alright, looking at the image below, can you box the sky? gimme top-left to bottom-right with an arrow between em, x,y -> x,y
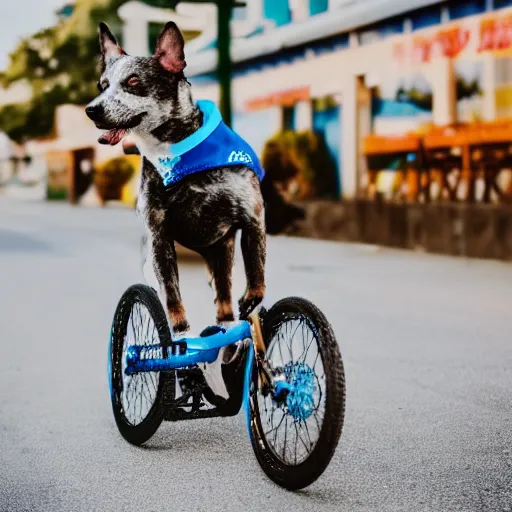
0,0 -> 65,71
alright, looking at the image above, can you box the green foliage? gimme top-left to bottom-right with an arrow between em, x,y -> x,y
456,77 -> 483,101
395,85 -> 433,111
98,156 -> 135,183
0,85 -> 74,143
262,131 -> 301,182
312,96 -> 338,112
0,0 -> 198,142
0,104 -> 30,143
94,156 -> 135,201
47,186 -> 68,200
262,130 -> 338,199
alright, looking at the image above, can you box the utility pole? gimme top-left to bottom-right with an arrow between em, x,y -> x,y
172,0 -> 246,128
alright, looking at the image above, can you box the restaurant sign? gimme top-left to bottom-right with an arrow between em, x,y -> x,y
394,9 -> 512,66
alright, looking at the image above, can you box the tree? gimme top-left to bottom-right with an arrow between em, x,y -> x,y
0,0 -> 197,142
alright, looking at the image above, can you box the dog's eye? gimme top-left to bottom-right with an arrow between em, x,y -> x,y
127,76 -> 140,87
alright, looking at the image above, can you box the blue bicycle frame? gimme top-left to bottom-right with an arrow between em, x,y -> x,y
123,321 -> 252,375
107,314 -> 262,415
108,303 -> 305,435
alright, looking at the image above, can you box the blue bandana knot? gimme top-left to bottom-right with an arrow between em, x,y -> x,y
158,156 -> 182,186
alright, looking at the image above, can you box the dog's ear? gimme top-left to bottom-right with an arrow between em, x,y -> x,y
153,22 -> 186,73
98,22 -> 126,72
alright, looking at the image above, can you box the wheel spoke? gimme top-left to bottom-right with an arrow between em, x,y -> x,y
254,313 -> 327,466
116,300 -> 161,427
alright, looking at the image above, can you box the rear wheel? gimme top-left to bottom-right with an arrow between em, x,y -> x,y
247,297 -> 345,490
109,284 -> 174,445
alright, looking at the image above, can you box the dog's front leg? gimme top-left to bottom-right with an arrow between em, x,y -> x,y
239,212 -> 266,320
149,231 -> 190,335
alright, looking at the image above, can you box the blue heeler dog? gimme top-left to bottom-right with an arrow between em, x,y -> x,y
86,21 -> 307,397
86,21 -> 303,341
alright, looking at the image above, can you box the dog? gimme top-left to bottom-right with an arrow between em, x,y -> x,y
86,22 -> 307,346
85,21 -> 275,338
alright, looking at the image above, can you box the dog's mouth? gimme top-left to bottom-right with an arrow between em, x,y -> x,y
98,128 -> 126,146
97,112 -> 147,146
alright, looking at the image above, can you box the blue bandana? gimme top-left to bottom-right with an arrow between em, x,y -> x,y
155,100 -> 265,187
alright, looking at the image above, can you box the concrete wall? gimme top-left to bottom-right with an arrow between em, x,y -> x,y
291,200 -> 512,261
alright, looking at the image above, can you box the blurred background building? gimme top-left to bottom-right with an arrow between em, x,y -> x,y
1,0 -> 512,257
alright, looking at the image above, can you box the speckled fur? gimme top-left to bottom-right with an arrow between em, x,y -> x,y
88,22 -> 266,333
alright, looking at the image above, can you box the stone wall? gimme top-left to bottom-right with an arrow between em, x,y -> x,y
291,200 -> 512,261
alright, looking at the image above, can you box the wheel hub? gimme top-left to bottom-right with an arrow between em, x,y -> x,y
275,362 -> 316,421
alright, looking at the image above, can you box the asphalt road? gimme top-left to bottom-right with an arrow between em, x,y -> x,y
0,199 -> 511,512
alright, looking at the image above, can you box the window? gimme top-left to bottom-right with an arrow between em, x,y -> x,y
264,0 -> 292,26
310,0 -> 328,15
409,4 -> 442,31
448,0 -> 486,20
282,106 -> 296,130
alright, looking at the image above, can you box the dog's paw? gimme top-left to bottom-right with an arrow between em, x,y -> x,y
238,294 -> 264,320
216,312 -> 235,324
169,311 -> 190,338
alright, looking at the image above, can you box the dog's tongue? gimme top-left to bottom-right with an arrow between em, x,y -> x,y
98,129 -> 126,146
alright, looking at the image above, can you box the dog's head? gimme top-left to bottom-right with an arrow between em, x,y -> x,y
85,22 -> 193,146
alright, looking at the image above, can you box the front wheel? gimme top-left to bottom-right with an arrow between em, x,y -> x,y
247,297 -> 346,490
109,284 -> 174,446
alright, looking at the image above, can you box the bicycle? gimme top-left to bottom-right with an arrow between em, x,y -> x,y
108,284 -> 345,490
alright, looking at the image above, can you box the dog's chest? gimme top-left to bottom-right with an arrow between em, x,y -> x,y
132,134 -> 171,176
135,178 -> 149,221
135,160 -> 261,249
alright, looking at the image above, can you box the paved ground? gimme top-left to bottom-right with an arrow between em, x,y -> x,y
0,198 -> 511,512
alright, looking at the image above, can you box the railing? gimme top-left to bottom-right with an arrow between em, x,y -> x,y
362,121 -> 512,204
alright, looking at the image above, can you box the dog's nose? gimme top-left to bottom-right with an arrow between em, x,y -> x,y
85,104 -> 103,121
